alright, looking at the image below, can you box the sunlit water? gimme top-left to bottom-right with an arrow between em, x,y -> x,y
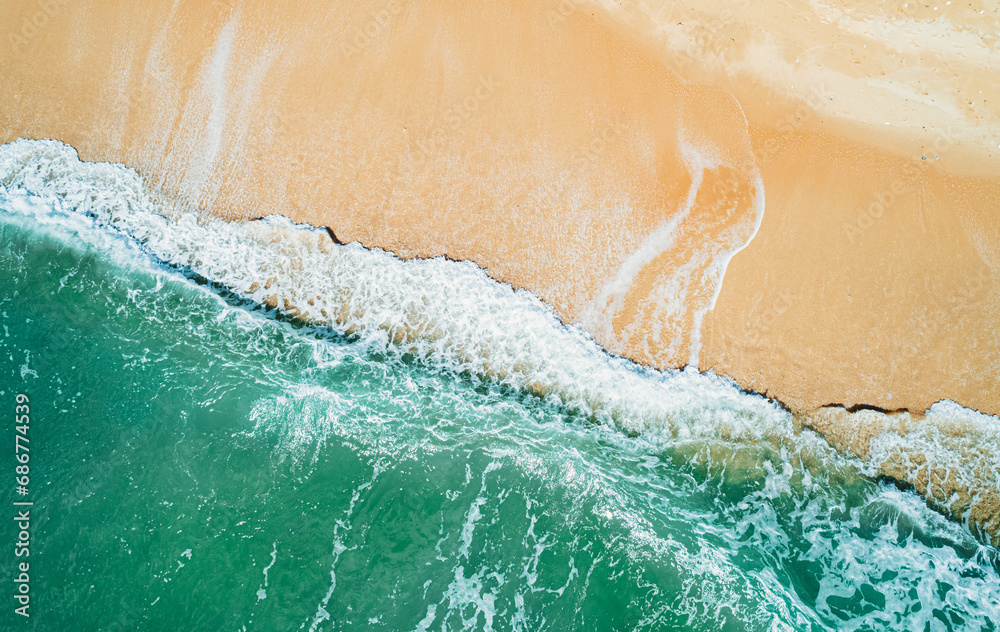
1,139 -> 999,631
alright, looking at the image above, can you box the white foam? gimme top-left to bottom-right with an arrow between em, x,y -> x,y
186,12 -> 239,206
0,138 -> 795,446
693,172 -> 766,364
578,131 -> 765,368
411,604 -> 437,632
256,541 -> 277,601
3,138 -> 999,549
577,136 -> 707,355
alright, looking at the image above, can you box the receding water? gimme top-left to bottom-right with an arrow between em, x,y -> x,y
1,139 -> 999,631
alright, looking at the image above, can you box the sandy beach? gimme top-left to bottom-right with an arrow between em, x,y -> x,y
2,0 -> 997,416
6,4 -> 1000,621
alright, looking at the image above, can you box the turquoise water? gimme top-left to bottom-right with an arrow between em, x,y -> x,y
2,139 -> 999,631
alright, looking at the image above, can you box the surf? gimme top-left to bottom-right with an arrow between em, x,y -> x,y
2,137 -> 999,552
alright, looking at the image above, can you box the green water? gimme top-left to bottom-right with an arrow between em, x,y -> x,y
2,140 -> 1000,631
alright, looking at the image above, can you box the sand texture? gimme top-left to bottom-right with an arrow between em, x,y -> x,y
2,0 -> 997,417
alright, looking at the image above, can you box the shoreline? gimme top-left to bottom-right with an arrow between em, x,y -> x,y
2,134 -> 999,545
2,0 -> 998,538
2,0 -> 995,418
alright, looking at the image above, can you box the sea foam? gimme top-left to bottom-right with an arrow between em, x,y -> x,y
1,138 -> 998,545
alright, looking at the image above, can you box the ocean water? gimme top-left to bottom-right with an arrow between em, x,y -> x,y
1,139 -> 999,631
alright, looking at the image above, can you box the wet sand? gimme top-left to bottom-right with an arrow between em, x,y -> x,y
1,0 -> 997,420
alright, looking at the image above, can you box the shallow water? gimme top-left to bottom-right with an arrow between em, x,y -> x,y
1,139 -> 999,631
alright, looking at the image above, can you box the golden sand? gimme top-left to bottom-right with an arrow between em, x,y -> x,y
1,0 -> 997,418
